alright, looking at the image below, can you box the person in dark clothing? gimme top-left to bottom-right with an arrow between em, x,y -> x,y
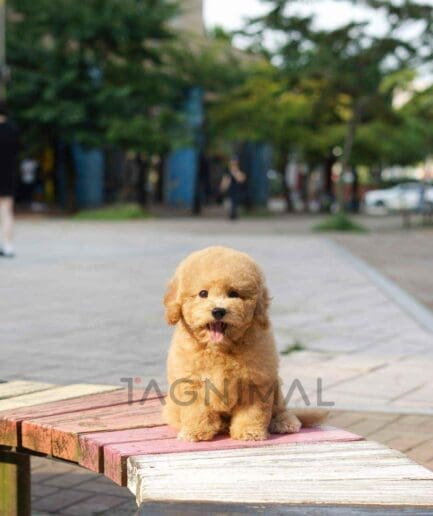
220,156 -> 246,220
0,101 -> 20,257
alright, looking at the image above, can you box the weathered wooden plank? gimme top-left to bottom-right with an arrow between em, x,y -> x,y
79,425 -> 177,473
0,384 -> 121,447
128,441 -> 433,506
0,381 -> 53,400
0,449 -> 31,516
136,501 -> 433,515
0,384 -> 119,412
22,397 -> 165,461
0,387 -> 150,448
101,426 -> 361,486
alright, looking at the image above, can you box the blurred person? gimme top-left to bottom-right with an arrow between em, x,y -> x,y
220,156 -> 246,220
0,101 -> 20,258
18,156 -> 40,205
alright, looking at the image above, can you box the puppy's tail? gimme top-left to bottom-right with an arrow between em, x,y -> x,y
292,408 -> 329,428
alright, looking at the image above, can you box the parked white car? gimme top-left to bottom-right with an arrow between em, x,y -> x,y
364,183 -> 433,214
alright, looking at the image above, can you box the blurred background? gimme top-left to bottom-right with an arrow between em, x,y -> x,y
3,0 -> 433,220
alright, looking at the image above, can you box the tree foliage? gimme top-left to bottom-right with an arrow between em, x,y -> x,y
7,0 -> 180,152
209,0 -> 433,209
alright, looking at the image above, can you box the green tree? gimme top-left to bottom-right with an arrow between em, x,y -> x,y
7,0 -> 180,153
246,0 -> 433,210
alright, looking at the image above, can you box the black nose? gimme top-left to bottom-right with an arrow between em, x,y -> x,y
212,307 -> 227,320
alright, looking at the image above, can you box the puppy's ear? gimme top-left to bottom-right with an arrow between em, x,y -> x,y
255,285 -> 270,328
164,276 -> 182,325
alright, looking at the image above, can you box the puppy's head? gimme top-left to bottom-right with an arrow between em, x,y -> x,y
164,247 -> 270,346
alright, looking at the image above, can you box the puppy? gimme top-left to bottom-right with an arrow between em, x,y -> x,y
163,246 -> 326,442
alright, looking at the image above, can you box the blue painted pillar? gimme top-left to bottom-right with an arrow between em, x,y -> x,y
71,144 -> 105,208
243,142 -> 271,206
165,88 -> 204,208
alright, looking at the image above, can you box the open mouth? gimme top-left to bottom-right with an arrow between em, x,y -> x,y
207,322 -> 227,343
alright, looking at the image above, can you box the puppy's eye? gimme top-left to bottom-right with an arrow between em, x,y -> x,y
228,290 -> 240,298
199,290 -> 208,298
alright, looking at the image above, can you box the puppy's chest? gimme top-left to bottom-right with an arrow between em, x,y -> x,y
191,350 -> 252,387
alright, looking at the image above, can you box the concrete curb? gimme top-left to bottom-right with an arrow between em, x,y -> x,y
326,239 -> 433,335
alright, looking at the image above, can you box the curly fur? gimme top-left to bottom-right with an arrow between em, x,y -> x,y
163,246 -> 327,442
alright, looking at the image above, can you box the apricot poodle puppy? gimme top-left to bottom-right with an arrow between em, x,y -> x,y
163,246 -> 325,442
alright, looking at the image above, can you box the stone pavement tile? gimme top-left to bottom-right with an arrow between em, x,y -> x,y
280,369 -> 358,408
77,476 -> 133,497
344,414 -> 401,438
320,389 -> 392,410
389,414 -> 433,431
32,456 -> 77,474
393,381 -> 433,404
32,456 -> 54,472
386,434 -> 432,454
329,410 -> 433,471
305,336 -> 376,354
327,411 -> 366,428
390,398 -> 433,411
322,354 -> 389,374
31,483 -> 60,501
44,470 -> 101,489
33,470 -> 70,484
32,489 -> 93,513
62,494 -> 127,515
365,428 -> 401,445
328,364 -> 430,403
275,350 -> 332,366
280,361 -> 361,388
405,439 -> 433,467
100,499 -> 140,515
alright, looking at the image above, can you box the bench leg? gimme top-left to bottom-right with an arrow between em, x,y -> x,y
0,448 -> 31,516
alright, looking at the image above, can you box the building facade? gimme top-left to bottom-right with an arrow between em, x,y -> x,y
175,0 -> 205,35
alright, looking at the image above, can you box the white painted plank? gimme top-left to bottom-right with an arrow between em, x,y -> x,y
0,384 -> 119,411
0,381 -> 54,400
128,441 -> 433,507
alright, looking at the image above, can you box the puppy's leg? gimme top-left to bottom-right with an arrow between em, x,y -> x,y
269,384 -> 302,434
230,401 -> 272,441
178,405 -> 222,442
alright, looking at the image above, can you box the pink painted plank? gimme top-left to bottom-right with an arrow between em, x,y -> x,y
103,426 -> 363,486
79,426 -> 177,472
21,397 -> 165,460
0,388 -> 163,448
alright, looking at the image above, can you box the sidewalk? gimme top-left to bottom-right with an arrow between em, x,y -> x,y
2,218 -> 432,514
275,237 -> 433,414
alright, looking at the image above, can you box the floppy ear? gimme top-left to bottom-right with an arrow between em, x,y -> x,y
255,285 -> 270,328
163,276 -> 182,325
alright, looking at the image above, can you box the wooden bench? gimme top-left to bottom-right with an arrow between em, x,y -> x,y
1,381 -> 433,515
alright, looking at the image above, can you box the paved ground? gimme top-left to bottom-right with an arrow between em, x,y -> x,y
2,215 -> 432,514
334,228 -> 433,312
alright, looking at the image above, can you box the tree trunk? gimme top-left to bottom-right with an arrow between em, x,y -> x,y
282,171 -> 293,212
136,155 -> 149,207
351,166 -> 360,213
300,167 -> 309,213
323,155 -> 336,213
337,99 -> 363,213
281,151 -> 293,212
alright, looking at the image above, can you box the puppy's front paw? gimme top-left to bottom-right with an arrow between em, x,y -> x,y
177,427 -> 217,442
230,426 -> 268,441
269,412 -> 301,434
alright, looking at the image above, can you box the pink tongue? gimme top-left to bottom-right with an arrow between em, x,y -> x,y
209,323 -> 224,343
